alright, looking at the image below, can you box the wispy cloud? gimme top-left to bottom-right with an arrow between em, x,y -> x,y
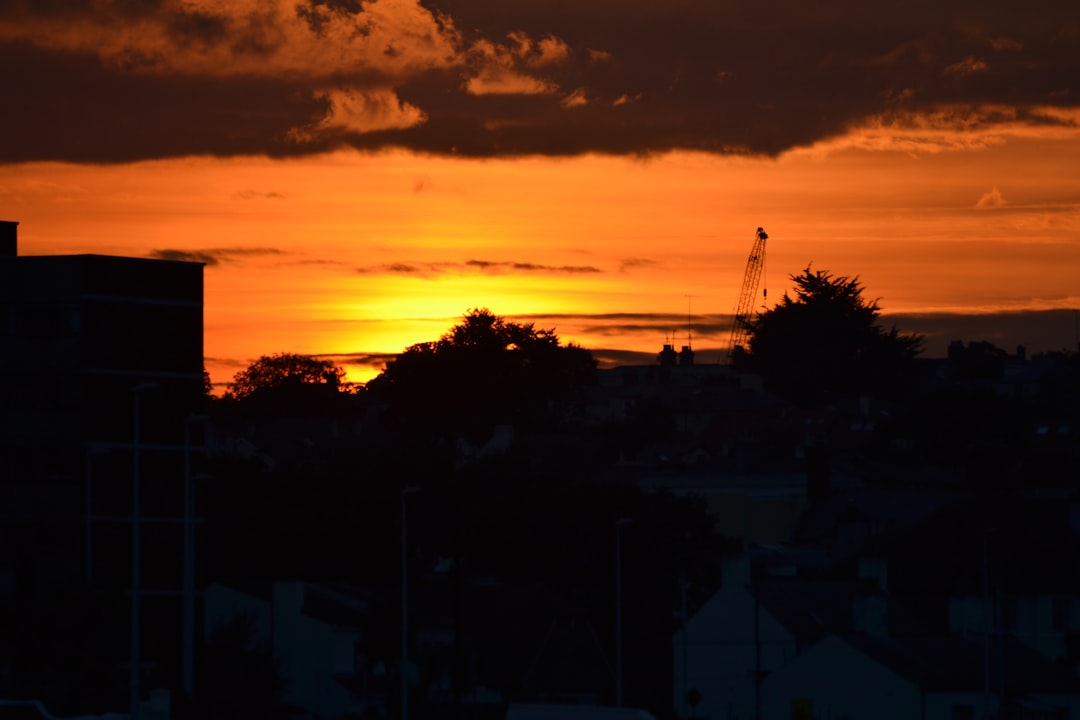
233,189 -> 286,200
356,258 -> 603,277
619,257 -> 659,272
976,186 -> 1008,209
464,259 -> 601,274
149,247 -> 284,266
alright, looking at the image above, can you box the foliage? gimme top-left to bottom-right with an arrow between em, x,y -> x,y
224,352 -> 346,400
198,614 -> 291,720
737,266 -> 923,405
370,308 -> 597,441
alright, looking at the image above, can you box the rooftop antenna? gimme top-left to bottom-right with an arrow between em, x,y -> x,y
685,294 -> 698,349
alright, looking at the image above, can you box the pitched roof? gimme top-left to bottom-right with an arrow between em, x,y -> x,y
0,702 -> 50,720
522,617 -> 613,698
840,633 -> 1080,694
753,573 -> 936,643
880,495 -> 1080,595
414,581 -> 612,699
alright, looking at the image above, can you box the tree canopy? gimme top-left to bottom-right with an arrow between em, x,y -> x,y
224,352 -> 346,400
369,308 -> 596,441
736,267 -> 923,405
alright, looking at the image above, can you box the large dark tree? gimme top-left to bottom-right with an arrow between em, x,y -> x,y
224,352 -> 346,400
369,308 -> 596,442
736,267 -> 923,405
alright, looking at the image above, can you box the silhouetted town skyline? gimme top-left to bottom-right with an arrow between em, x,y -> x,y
3,219 -> 1080,720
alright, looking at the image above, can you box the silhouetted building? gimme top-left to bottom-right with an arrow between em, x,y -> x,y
1,220 -> 204,693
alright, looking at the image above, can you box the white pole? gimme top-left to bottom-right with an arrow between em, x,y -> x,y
401,487 -> 419,720
85,448 -> 108,580
615,517 -> 632,707
182,414 -> 209,699
681,580 -> 689,720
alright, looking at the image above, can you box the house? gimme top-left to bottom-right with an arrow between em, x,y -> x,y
760,633 -> 1080,720
639,471 -> 810,544
413,578 -> 613,709
672,555 -> 913,720
880,494 -> 1080,657
672,556 -> 796,720
506,704 -> 656,720
203,580 -> 384,719
0,694 -> 169,720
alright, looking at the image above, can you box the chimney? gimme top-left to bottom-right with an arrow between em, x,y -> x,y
0,220 -> 16,257
658,344 -> 678,367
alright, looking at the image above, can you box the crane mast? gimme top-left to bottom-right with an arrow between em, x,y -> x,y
725,226 -> 768,362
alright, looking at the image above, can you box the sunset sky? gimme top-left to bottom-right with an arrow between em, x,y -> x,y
2,0 -> 1079,388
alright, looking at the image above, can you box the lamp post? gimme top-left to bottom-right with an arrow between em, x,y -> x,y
680,579 -> 690,720
130,382 -> 159,720
983,527 -> 997,720
182,414 -> 210,699
85,447 -> 110,580
401,487 -> 420,720
615,517 -> 632,708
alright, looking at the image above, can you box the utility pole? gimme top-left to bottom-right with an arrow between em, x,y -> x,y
401,487 -> 420,720
615,517 -> 632,707
85,447 -> 110,580
182,414 -> 210,699
680,579 -> 689,720
983,528 -> 996,720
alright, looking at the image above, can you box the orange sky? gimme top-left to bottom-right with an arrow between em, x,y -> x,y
2,1 -> 1079,388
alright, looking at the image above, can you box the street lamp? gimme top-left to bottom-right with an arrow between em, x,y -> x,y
615,517 -> 633,708
401,487 -> 420,720
85,447 -> 110,580
130,382 -> 159,720
182,414 -> 210,699
680,579 -> 690,720
983,527 -> 997,720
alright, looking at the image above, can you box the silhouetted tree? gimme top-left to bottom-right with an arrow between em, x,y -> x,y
736,267 -> 923,405
224,352 -> 346,400
370,308 -> 596,442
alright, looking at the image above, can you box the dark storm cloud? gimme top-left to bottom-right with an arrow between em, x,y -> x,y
149,247 -> 285,265
1,0 -> 1078,162
0,42 -> 330,163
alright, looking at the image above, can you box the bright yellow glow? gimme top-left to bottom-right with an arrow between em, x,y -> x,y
5,125 -> 1080,389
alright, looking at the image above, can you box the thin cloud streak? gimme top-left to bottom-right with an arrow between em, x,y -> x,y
203,308 -> 1079,388
149,247 -> 285,265
355,259 -> 603,276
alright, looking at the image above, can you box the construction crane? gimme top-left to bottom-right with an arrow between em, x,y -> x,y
725,226 -> 768,363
